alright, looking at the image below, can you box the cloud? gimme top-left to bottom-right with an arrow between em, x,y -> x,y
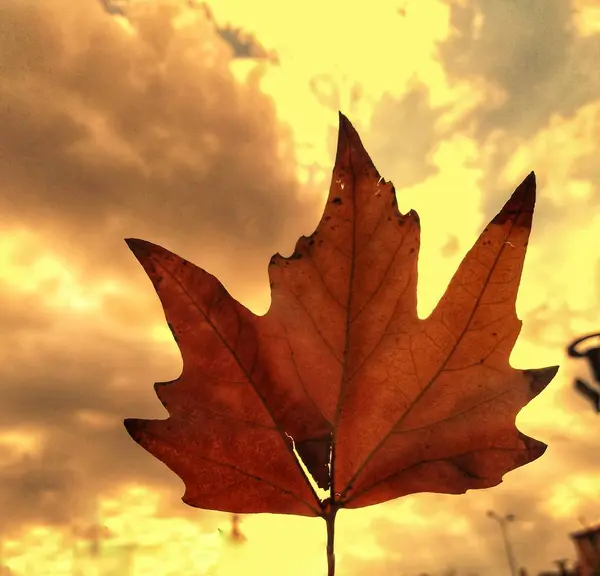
439,0 -> 600,240
1,0 -> 600,574
440,0 -> 598,140
0,0 -> 322,535
0,0 -> 320,299
366,83 -> 446,190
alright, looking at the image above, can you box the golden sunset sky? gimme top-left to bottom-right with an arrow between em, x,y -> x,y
1,0 -> 599,575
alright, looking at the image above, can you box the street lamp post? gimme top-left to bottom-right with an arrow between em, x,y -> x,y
487,510 -> 519,576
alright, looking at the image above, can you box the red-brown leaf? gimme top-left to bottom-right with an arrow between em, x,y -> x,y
124,113 -> 558,518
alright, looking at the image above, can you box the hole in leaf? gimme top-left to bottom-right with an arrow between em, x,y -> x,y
285,432 -> 329,501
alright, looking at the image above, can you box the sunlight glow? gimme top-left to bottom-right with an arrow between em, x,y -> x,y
4,1 -> 600,574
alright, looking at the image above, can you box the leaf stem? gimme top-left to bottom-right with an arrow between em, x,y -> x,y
325,505 -> 338,576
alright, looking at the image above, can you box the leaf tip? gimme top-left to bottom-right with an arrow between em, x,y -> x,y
515,170 -> 537,203
520,432 -> 548,462
336,111 -> 358,149
181,491 -> 195,508
123,417 -> 144,441
334,111 -> 376,178
525,365 -> 560,397
125,238 -> 152,259
492,171 -> 538,227
124,237 -> 141,248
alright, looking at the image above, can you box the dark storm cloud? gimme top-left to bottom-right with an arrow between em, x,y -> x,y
0,0 -> 323,536
0,0 -> 321,296
0,447 -> 83,529
0,283 -> 228,533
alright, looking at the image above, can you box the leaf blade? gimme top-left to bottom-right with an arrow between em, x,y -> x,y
124,238 -> 323,515
124,114 -> 559,520
333,167 -> 559,506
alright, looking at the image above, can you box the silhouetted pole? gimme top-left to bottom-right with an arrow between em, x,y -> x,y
554,559 -> 569,576
487,510 -> 519,576
230,514 -> 246,543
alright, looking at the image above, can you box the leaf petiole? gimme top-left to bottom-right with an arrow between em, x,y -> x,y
321,499 -> 339,576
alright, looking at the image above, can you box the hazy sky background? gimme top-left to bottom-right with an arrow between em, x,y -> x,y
0,0 -> 599,574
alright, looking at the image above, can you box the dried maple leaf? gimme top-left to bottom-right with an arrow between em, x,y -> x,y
124,113 -> 559,575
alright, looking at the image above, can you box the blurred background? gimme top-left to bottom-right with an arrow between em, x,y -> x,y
0,0 -> 599,574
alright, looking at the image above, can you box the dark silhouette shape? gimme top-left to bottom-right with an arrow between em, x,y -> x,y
567,333 -> 600,413
230,514 -> 247,544
554,558 -> 570,576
